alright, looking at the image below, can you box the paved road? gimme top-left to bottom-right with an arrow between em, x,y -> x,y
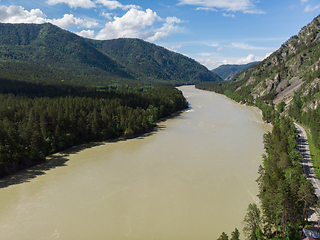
295,123 -> 320,198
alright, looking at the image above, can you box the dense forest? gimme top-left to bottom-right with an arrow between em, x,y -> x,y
252,117 -> 314,240
0,23 -> 221,86
0,79 -> 188,177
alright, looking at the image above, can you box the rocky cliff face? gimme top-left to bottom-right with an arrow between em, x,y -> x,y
233,14 -> 320,109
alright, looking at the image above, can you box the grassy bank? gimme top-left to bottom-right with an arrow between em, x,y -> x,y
306,129 -> 320,179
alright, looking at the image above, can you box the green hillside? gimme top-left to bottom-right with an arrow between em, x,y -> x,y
211,62 -> 259,80
89,38 -> 222,84
0,23 -> 221,87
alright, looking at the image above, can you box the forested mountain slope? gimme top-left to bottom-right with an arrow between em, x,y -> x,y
0,23 -> 221,86
211,62 -> 259,81
89,38 -> 222,84
0,23 -> 132,86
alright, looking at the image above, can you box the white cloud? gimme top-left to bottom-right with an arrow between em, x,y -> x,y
222,13 -> 235,17
196,57 -> 220,70
0,5 -> 99,30
178,0 -> 265,14
96,8 -> 159,40
169,44 -> 183,52
304,4 -> 320,12
50,14 -> 98,28
196,52 -> 270,69
0,4 -> 183,41
230,42 -> 274,50
0,5 -> 47,23
147,16 -> 182,41
301,0 -> 308,3
95,0 -> 140,10
46,0 -> 139,10
216,47 -> 223,51
235,53 -> 270,64
236,54 -> 257,64
77,29 -> 95,38
100,12 -> 113,20
46,0 -> 96,8
196,7 -> 217,11
95,9 -> 182,41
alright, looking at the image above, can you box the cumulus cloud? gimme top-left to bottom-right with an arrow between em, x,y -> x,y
147,16 -> 182,41
0,5 -> 47,23
236,53 -> 270,64
304,4 -> 320,12
95,0 -> 140,10
95,8 -> 159,40
100,12 -> 113,20
0,3 -> 183,41
50,14 -> 98,28
236,54 -> 257,64
178,0 -> 265,14
0,5 -> 99,30
196,57 -> 219,70
95,9 -> 182,41
77,29 -> 96,38
46,0 -> 96,8
196,52 -> 270,70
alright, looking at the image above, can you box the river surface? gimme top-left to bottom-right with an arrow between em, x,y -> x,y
0,86 -> 271,240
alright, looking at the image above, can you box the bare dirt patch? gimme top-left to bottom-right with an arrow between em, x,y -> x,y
273,77 -> 304,105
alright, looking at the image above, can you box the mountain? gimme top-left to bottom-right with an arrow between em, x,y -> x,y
222,15 -> 320,109
88,38 -> 222,84
211,62 -> 259,81
0,23 -> 221,86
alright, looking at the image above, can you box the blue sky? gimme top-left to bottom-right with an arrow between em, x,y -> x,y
0,0 -> 320,69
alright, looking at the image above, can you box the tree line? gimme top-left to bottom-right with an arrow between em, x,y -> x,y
198,82 -> 317,239
0,80 -> 188,177
215,116 -> 316,240
253,117 -> 315,239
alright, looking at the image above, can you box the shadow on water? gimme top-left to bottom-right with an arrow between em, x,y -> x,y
0,124 -> 170,189
0,110 -> 187,189
0,142 -> 104,189
136,124 -> 167,140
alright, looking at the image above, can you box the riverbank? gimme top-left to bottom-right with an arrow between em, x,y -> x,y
0,106 -> 188,179
0,85 -> 271,240
0,86 -> 189,179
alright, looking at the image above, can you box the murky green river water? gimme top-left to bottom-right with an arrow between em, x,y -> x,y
0,86 -> 271,239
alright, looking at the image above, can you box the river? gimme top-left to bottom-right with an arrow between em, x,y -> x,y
0,86 -> 271,240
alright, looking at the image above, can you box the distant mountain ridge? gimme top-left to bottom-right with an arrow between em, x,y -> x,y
0,23 -> 222,86
211,62 -> 260,81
